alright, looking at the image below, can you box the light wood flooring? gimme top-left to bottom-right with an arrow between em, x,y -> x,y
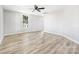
0,32 -> 79,54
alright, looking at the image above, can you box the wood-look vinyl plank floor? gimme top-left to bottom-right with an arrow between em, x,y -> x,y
0,32 -> 79,54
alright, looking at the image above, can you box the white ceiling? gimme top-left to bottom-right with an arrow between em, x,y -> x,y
2,5 -> 65,16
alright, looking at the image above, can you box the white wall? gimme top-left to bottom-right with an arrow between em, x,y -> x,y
4,10 -> 43,35
43,6 -> 79,42
0,6 -> 3,44
4,10 -> 22,35
28,14 -> 44,32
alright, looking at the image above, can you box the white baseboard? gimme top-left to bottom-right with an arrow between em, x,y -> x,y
4,31 -> 42,36
43,31 -> 79,45
4,32 -> 26,36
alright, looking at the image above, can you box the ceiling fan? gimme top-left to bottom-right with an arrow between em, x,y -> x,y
32,5 -> 45,12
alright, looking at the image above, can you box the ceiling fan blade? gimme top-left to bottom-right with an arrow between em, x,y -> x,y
34,5 -> 38,9
37,9 -> 41,12
38,7 -> 45,9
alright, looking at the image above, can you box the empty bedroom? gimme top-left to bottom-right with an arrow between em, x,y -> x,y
0,5 -> 79,54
